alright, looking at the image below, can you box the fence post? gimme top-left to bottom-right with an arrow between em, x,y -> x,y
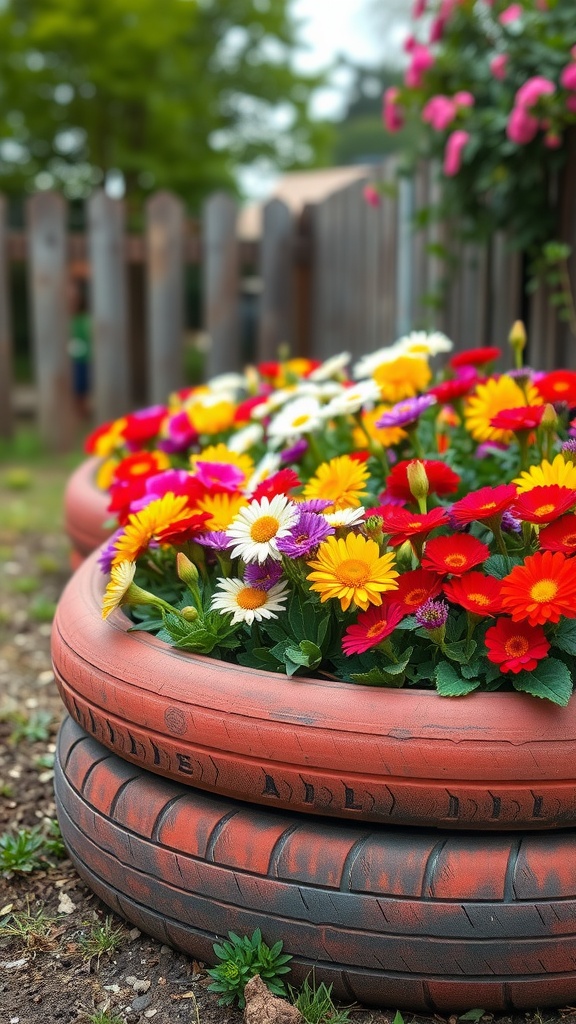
146,191 -> 185,402
27,191 -> 75,451
257,199 -> 294,362
202,192 -> 240,378
88,190 -> 131,423
0,195 -> 13,439
396,177 -> 414,338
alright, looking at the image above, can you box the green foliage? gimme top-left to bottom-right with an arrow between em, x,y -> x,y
291,974 -> 353,1024
8,709 -> 53,744
207,928 -> 292,1009
0,0 -> 331,208
77,916 -> 124,962
0,824 -> 64,874
513,658 -> 573,706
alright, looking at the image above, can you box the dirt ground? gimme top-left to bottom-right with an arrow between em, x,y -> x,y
0,457 -> 574,1024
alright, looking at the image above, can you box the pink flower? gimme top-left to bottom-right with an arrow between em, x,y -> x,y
561,64 -> 576,91
515,76 -> 555,109
499,4 -> 523,26
405,44 -> 434,89
506,106 -> 539,144
363,185 -> 381,208
422,95 -> 457,130
383,87 -> 404,133
443,130 -> 470,176
412,0 -> 427,15
572,45 -> 576,61
454,91 -> 474,108
544,132 -> 562,149
567,96 -> 576,114
429,15 -> 445,43
490,54 -> 508,80
404,34 -> 416,54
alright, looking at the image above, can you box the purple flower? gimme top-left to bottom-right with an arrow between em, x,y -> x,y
97,529 -> 123,574
276,511 -> 335,558
298,498 -> 333,513
501,510 -> 522,534
195,531 -> 231,551
415,598 -> 449,630
376,394 -> 436,429
562,440 -> 576,454
244,559 -> 284,591
280,438 -> 308,464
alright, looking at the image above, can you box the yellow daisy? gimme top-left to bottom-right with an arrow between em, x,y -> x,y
465,376 -> 542,444
186,396 -> 235,434
96,457 -> 118,491
306,533 -> 399,612
514,453 -> 576,493
112,493 -> 190,563
90,417 -> 128,457
302,456 -> 369,512
373,355 -> 431,403
197,492 -> 250,531
190,444 -> 254,486
102,560 -> 137,620
353,406 -> 407,450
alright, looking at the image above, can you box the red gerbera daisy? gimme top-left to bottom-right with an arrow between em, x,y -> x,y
539,514 -> 576,554
450,484 -> 517,526
234,395 -> 270,423
155,511 -> 212,544
112,451 -> 170,482
122,406 -> 167,445
376,506 -> 449,547
449,346 -> 501,369
421,534 -> 490,576
342,603 -> 405,656
251,469 -> 301,502
381,568 -> 443,613
444,571 -> 502,617
500,550 -> 576,625
512,485 -> 576,525
384,459 -> 461,502
485,618 -> 550,674
489,406 -> 545,432
535,370 -> 576,407
428,374 -> 478,404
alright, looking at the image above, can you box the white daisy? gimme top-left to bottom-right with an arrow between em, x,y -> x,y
321,379 -> 381,418
206,372 -> 248,393
227,423 -> 264,454
395,331 -> 453,357
227,494 -> 300,563
267,396 -> 324,443
210,577 -> 290,625
353,345 -> 403,379
246,452 -> 282,494
323,506 -> 367,528
308,352 -> 351,381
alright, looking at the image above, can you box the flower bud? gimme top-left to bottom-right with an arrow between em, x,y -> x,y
407,460 -> 429,502
364,514 -> 384,540
509,320 -> 527,352
181,606 -> 199,622
541,403 -> 558,431
176,552 -> 199,586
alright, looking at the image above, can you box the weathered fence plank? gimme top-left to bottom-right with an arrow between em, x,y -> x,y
0,196 -> 13,439
490,234 -> 522,360
146,191 -> 185,403
88,191 -> 131,423
202,192 -> 240,377
27,191 -> 76,450
257,199 -> 294,362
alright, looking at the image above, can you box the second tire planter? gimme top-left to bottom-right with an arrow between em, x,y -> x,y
55,715 -> 576,1014
52,550 -> 576,832
63,457 -> 111,568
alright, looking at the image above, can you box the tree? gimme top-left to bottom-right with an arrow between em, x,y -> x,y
0,0 -> 331,209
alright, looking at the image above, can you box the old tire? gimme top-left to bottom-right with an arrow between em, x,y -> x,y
52,549 -> 576,831
64,457 -> 111,564
55,716 -> 576,1013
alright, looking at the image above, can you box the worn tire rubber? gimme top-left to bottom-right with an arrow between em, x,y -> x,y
55,716 -> 576,1013
52,549 -> 576,831
64,457 -> 111,564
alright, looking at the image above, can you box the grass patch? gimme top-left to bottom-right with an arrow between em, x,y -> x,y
0,900 -> 61,951
77,916 -> 124,964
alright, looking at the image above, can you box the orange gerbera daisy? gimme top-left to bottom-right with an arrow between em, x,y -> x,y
500,550 -> 576,626
306,533 -> 398,612
112,493 -> 191,563
302,455 -> 369,512
444,572 -> 503,617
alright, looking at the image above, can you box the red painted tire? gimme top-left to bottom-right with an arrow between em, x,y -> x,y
55,716 -> 576,1014
64,458 -> 111,564
52,549 -> 576,831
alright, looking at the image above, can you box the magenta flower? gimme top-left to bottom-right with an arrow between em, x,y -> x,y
544,133 -> 562,149
415,599 -> 449,630
454,91 -> 474,109
561,64 -> 576,91
422,95 -> 457,131
490,54 -> 508,81
159,409 -> 198,453
195,531 -> 231,551
383,87 -> 404,132
280,438 -> 308,463
499,4 -> 522,26
429,16 -> 446,44
194,460 -> 245,491
567,96 -> 576,114
405,44 -> 434,89
276,511 -> 334,558
376,394 -> 436,429
98,529 -> 124,574
443,130 -> 470,176
363,184 -> 381,208
515,77 -> 555,110
506,106 -> 539,144
412,0 -> 427,16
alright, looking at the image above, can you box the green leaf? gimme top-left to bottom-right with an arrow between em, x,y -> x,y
553,620 -> 576,657
435,661 -> 481,697
459,1011 -> 485,1022
513,659 -> 573,707
284,640 -> 322,670
484,555 -> 523,580
441,639 -> 477,665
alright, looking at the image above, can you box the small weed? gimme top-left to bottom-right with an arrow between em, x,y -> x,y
9,709 -> 53,743
85,1013 -> 125,1024
78,916 -> 124,963
43,818 -> 67,860
0,827 -> 46,874
0,901 -> 60,950
10,575 -> 39,594
0,782 -> 14,798
35,553 -> 61,574
35,751 -> 55,770
291,974 -> 353,1024
207,928 -> 292,1008
29,596 -> 58,622
2,468 -> 32,490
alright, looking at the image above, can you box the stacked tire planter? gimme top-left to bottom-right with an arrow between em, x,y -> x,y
52,549 -> 576,1014
63,458 -> 111,569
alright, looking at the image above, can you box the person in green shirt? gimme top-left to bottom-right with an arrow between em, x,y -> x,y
67,262 -> 92,418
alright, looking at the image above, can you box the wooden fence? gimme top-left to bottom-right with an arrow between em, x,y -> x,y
1,147 -> 575,450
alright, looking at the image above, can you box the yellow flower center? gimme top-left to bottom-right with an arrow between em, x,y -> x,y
554,382 -> 569,392
409,521 -> 422,529
480,502 -> 497,511
292,414 -> 310,427
534,504 -> 555,518
445,553 -> 467,569
406,587 -> 427,606
504,635 -> 530,658
236,587 -> 267,610
250,515 -> 279,543
469,592 -> 490,607
530,578 -> 558,603
564,533 -> 576,547
336,558 -> 370,587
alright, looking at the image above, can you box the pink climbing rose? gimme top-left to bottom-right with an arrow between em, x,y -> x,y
383,87 -> 404,133
560,64 -> 576,91
454,91 -> 474,108
506,106 -> 539,144
490,54 -> 508,81
363,185 -> 381,208
515,76 -> 555,109
443,130 -> 470,176
405,44 -> 434,89
499,4 -> 523,26
422,95 -> 457,131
